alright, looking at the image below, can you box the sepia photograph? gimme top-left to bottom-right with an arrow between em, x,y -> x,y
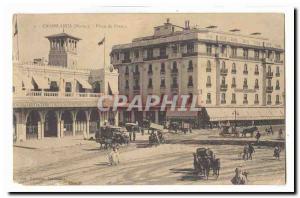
9,10 -> 294,192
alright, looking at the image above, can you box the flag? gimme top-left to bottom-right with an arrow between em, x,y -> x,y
14,16 -> 18,36
98,37 -> 105,46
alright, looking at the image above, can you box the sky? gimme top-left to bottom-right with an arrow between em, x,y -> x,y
13,13 -> 284,69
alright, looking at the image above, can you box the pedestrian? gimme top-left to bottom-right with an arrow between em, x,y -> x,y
270,125 -> 273,135
231,167 -> 247,185
141,127 -> 144,136
108,146 -> 120,166
248,143 -> 255,160
273,145 -> 281,160
243,143 -> 249,160
255,130 -> 261,144
278,128 -> 283,139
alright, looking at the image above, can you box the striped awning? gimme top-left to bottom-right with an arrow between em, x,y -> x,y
206,107 -> 285,121
32,75 -> 50,89
166,110 -> 198,119
13,73 -> 34,90
76,77 -> 92,89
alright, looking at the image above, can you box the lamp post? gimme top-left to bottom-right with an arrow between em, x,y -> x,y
232,109 -> 239,128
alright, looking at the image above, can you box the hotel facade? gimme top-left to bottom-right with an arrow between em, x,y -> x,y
13,33 -> 118,142
111,19 -> 285,127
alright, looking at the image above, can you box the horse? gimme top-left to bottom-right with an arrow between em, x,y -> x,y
242,144 -> 250,160
211,158 -> 221,177
193,154 -> 211,179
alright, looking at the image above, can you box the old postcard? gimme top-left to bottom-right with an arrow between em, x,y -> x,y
11,12 -> 292,191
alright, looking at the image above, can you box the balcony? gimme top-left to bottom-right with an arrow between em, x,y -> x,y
243,70 -> 248,75
276,72 -> 280,77
143,55 -> 168,61
220,68 -> 228,76
125,86 -> 129,90
160,70 -> 166,75
187,83 -> 193,88
243,85 -> 248,90
267,101 -> 272,105
262,58 -> 274,64
275,86 -> 280,90
206,67 -> 211,72
182,52 -> 198,57
187,67 -> 193,72
171,69 -> 178,77
220,84 -> 228,91
275,100 -> 280,105
148,70 -> 153,75
266,72 -> 273,78
122,59 -> 131,63
254,71 -> 259,75
266,86 -> 273,93
133,71 -> 140,77
133,85 -> 140,91
254,85 -> 259,89
206,83 -> 212,88
231,69 -> 236,74
125,72 -> 129,76
160,85 -> 166,91
170,84 -> 179,92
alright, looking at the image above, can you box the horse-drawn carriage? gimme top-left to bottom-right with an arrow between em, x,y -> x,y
193,148 -> 220,179
148,123 -> 166,146
166,121 -> 192,134
95,126 -> 129,149
219,126 -> 258,138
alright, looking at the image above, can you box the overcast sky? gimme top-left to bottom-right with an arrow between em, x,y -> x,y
13,13 -> 284,69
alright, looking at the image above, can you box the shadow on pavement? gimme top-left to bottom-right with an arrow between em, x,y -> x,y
170,168 -> 208,181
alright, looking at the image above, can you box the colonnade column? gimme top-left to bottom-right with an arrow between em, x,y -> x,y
85,110 -> 91,139
71,111 -> 77,136
155,111 -> 159,124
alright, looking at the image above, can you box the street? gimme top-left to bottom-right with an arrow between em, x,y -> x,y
14,128 -> 285,185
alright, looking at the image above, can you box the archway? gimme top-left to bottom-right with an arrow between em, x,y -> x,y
44,110 -> 58,137
62,111 -> 73,136
26,110 -> 40,140
89,109 -> 100,136
76,110 -> 86,135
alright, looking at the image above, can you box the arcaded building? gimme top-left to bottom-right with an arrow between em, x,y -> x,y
110,19 -> 285,127
13,33 -> 118,142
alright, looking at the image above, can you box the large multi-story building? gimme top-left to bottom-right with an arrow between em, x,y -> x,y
111,19 -> 285,127
13,32 -> 118,142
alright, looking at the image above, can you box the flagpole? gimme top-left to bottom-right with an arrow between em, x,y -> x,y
15,15 -> 20,61
104,34 -> 106,68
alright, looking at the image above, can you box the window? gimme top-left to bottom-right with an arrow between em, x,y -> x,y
231,47 -> 237,57
268,66 -> 272,74
221,93 -> 226,104
134,79 -> 139,87
243,64 -> 248,74
276,80 -> 280,90
221,77 -> 226,85
268,79 -> 272,87
172,61 -> 178,72
267,51 -> 273,59
172,45 -> 178,53
255,79 -> 259,89
135,65 -> 139,73
276,95 -> 280,104
160,63 -> 165,74
221,61 -> 226,70
187,42 -> 194,54
147,48 -> 153,59
160,47 -> 166,57
275,52 -> 280,62
221,45 -> 226,54
116,53 -> 119,60
206,60 -> 211,72
243,94 -> 248,104
276,66 -> 280,76
148,78 -> 153,88
188,60 -> 193,71
125,80 -> 129,89
206,76 -> 211,87
254,50 -> 259,60
134,50 -> 139,58
232,63 -> 236,73
65,82 -> 72,92
188,76 -> 193,87
243,48 -> 248,59
172,77 -> 178,86
231,93 -> 236,103
125,66 -> 129,75
232,77 -> 236,88
206,44 -> 212,55
124,50 -> 130,61
148,64 -> 153,74
206,93 -> 211,103
160,78 -> 165,88
243,78 -> 248,88
267,94 -> 272,104
255,65 -> 259,74
255,94 -> 259,104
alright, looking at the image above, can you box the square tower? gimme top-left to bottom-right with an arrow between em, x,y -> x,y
45,33 -> 81,68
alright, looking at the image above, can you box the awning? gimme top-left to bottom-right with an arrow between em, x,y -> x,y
166,110 -> 198,119
206,107 -> 285,121
13,73 -> 34,90
32,75 -> 50,89
76,78 -> 92,89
